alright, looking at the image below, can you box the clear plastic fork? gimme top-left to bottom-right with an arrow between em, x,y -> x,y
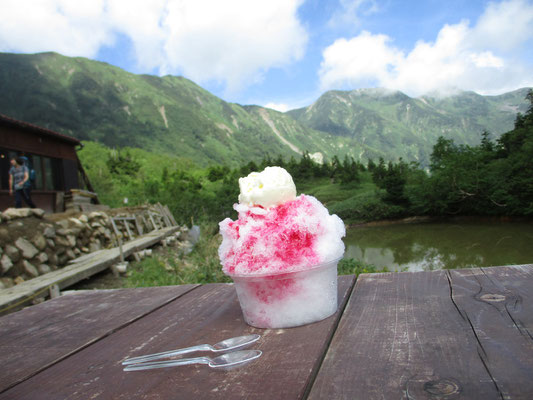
122,334 -> 260,365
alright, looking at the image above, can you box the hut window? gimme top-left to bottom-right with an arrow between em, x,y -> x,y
31,155 -> 44,190
44,157 -> 63,190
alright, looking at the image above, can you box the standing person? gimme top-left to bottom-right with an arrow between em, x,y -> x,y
19,153 -> 35,198
8,157 -> 36,208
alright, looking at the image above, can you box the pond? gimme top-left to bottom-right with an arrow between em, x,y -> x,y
343,221 -> 533,272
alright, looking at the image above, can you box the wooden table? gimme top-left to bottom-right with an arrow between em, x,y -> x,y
1,265 -> 532,399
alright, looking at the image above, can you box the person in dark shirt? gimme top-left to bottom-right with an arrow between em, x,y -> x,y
8,157 -> 36,208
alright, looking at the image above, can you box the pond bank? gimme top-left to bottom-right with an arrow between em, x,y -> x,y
349,215 -> 533,228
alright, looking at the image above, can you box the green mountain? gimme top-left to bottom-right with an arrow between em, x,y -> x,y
0,52 -> 341,166
0,52 -> 530,166
288,87 -> 530,164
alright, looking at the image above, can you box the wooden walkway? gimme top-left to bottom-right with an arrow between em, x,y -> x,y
0,226 -> 180,316
0,264 -> 532,399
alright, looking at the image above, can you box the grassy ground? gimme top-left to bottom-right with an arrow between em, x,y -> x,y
296,173 -> 404,225
125,224 -> 231,287
297,175 -> 377,206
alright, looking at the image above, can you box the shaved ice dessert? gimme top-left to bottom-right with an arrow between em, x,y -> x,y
219,166 -> 345,328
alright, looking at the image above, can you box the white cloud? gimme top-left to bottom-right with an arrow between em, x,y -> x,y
328,0 -> 379,29
0,0 -> 114,56
473,0 -> 533,51
264,102 -> 291,112
161,0 -> 308,92
0,0 -> 308,94
319,0 -> 533,95
320,31 -> 402,89
470,52 -> 504,68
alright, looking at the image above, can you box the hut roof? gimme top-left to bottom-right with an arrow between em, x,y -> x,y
0,114 -> 81,146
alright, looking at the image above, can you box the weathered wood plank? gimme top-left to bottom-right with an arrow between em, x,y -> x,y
1,276 -> 355,399
0,226 -> 180,315
448,264 -> 533,399
0,284 -> 197,393
308,270 -> 501,399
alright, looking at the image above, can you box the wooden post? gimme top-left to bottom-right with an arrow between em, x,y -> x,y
148,213 -> 158,231
160,204 -> 173,227
123,219 -> 133,240
134,217 -> 143,236
109,218 -> 124,263
49,284 -> 60,299
165,205 -> 178,226
141,215 -> 150,233
158,204 -> 172,227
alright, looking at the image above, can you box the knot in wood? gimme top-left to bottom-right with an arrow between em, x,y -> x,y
479,293 -> 506,303
423,378 -> 462,396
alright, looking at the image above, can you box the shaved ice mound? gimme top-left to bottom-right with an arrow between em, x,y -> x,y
219,185 -> 346,328
218,194 -> 345,276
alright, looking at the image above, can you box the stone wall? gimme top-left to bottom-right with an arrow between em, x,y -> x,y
0,205 -> 188,289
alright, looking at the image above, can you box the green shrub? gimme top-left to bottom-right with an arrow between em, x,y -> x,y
329,192 -> 406,222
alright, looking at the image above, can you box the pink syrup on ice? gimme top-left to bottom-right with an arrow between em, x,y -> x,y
221,195 -> 326,307
223,195 -> 322,277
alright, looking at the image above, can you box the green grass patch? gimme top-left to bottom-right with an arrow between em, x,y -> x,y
337,258 -> 389,276
329,191 -> 405,223
126,223 -> 231,287
296,172 -> 403,224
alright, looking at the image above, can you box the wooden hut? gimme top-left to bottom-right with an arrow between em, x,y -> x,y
0,114 -> 95,213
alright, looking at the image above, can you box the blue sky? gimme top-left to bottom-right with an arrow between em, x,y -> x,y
1,0 -> 532,111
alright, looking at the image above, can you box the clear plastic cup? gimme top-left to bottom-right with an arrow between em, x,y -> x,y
229,258 -> 340,329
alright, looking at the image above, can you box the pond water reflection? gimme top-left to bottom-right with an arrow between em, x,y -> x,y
343,221 -> 533,272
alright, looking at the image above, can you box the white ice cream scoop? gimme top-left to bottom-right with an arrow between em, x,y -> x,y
238,166 -> 296,208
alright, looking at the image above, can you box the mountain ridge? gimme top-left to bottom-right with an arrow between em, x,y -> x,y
0,51 -> 530,166
288,86 -> 530,163
1,51 -> 347,166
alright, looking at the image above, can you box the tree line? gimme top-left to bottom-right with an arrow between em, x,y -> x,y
378,89 -> 533,217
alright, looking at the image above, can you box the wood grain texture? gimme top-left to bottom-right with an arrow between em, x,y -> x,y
1,276 -> 355,400
308,270 -> 502,400
0,284 -> 197,393
448,264 -> 533,399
